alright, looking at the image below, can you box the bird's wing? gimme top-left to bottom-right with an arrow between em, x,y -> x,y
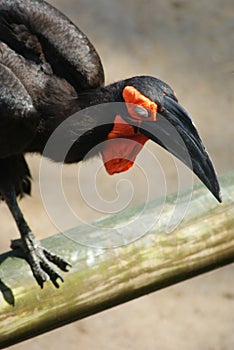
0,62 -> 35,119
0,61 -> 38,157
0,0 -> 104,93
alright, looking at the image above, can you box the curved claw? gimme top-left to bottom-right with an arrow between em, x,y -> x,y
43,247 -> 72,271
37,258 -> 64,288
11,234 -> 71,288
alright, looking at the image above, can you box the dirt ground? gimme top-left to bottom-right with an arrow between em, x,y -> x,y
0,0 -> 234,349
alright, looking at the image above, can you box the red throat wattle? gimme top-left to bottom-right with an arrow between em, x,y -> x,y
101,86 -> 158,175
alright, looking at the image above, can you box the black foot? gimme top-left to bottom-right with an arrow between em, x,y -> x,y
11,233 -> 71,288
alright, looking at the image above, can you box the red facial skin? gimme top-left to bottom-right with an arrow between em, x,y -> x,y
101,86 -> 158,174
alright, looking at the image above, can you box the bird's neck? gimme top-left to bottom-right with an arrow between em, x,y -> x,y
78,80 -> 125,108
28,80 -> 126,162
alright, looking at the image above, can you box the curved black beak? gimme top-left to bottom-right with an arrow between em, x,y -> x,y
140,96 -> 222,202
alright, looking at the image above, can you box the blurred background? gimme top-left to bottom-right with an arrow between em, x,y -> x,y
1,0 -> 233,349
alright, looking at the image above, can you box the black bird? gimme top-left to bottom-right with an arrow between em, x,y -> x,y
0,0 -> 221,287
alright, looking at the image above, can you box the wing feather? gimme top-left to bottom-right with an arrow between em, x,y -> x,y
0,62 -> 35,117
0,0 -> 104,92
0,62 -> 37,157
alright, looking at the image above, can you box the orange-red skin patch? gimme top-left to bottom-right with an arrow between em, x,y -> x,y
101,86 -> 158,175
123,85 -> 158,122
101,115 -> 148,174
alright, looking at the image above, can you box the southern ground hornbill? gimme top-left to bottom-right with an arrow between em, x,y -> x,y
0,0 -> 221,287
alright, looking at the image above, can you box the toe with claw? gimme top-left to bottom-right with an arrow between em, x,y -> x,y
11,232 -> 71,288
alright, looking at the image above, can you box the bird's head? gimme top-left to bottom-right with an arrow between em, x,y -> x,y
100,76 -> 221,202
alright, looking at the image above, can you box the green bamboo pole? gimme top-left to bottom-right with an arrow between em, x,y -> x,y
0,172 -> 234,348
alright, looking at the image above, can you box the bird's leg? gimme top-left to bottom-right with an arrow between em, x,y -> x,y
3,185 -> 71,288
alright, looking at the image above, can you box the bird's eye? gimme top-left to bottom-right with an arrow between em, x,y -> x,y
133,106 -> 149,118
